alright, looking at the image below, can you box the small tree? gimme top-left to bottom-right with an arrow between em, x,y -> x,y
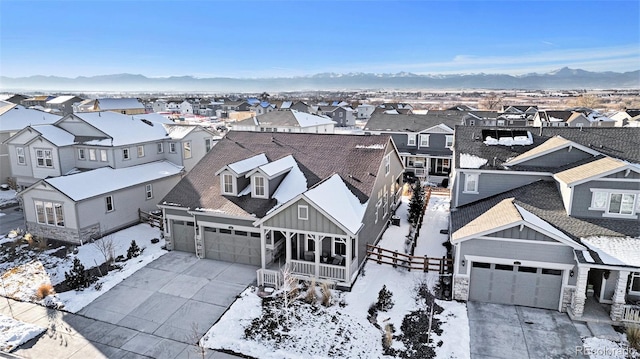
126,240 -> 141,259
93,233 -> 115,265
65,258 -> 91,290
376,285 -> 394,311
407,182 -> 425,226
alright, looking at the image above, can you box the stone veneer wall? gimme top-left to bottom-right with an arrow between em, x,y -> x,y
195,235 -> 204,259
165,234 -> 174,250
453,276 -> 469,301
561,287 -> 574,313
79,223 -> 101,244
26,221 -> 80,244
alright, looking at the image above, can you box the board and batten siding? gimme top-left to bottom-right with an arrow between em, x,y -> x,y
489,225 -> 558,242
456,172 -> 552,207
262,198 -> 346,236
571,178 -> 640,218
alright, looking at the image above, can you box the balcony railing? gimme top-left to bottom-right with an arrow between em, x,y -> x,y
621,304 -> 640,323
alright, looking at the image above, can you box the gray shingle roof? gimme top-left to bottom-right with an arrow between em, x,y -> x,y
160,132 -> 391,218
451,180 -> 640,241
364,111 -> 464,132
454,126 -> 640,170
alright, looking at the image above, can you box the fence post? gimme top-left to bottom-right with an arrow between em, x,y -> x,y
393,251 -> 398,268
424,256 -> 429,272
440,256 -> 445,275
377,246 -> 382,264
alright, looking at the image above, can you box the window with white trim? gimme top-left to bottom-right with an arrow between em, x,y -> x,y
254,176 -> 266,197
384,154 -> 390,175
137,145 -> 145,158
100,149 -> 108,162
463,173 -> 479,193
205,138 -> 212,152
298,205 -> 309,220
78,148 -> 85,160
419,134 -> 429,147
35,149 -> 53,167
590,190 -> 638,216
375,199 -> 382,224
383,185 -> 388,218
35,200 -> 64,227
445,135 -> 454,148
407,134 -> 417,146
106,195 -> 114,212
145,184 -> 153,199
123,148 -> 130,160
222,174 -> 234,194
16,147 -> 26,165
157,142 -> 164,153
169,142 -> 176,153
183,141 -> 192,159
333,238 -> 347,257
630,273 -> 640,296
88,149 -> 97,161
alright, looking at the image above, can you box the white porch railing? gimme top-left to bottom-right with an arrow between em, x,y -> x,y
319,264 -> 346,281
290,260 -> 316,276
621,305 -> 640,323
257,268 -> 282,289
289,258 -> 357,283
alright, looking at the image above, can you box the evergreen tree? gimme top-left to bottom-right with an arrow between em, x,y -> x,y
65,257 -> 90,290
408,182 -> 425,226
376,285 -> 394,311
127,240 -> 141,259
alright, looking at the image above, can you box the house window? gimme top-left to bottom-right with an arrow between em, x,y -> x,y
384,154 -> 390,175
169,142 -> 176,153
609,193 -> 635,215
464,173 -> 479,193
407,134 -> 416,146
298,205 -> 309,220
333,238 -> 347,257
106,196 -> 114,212
145,184 -> 153,199
205,138 -> 212,152
222,174 -> 234,194
254,176 -> 265,197
375,199 -> 382,224
78,148 -> 85,160
16,147 -> 26,165
630,273 -> 640,296
306,236 -> 315,251
497,120 -> 505,126
157,142 -> 164,153
590,190 -> 638,216
137,145 -> 145,157
89,149 -> 97,161
383,186 -> 389,218
35,200 -> 64,227
183,141 -> 192,159
590,191 -> 608,210
100,149 -> 108,162
35,149 -> 53,168
419,134 -> 429,147
123,148 -> 130,160
445,135 -> 454,148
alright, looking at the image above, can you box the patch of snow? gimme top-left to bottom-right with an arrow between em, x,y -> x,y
74,111 -> 169,146
581,237 -> 640,267
31,125 -> 76,146
227,154 -> 269,175
355,144 -> 385,149
0,189 -> 18,208
292,110 -> 335,127
253,155 -> 295,177
582,337 -> 636,359
270,163 -> 308,208
0,314 -> 45,352
459,153 -> 488,169
304,175 -> 367,234
484,131 -> 533,146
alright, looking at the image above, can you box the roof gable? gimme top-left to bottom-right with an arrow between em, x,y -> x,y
553,157 -> 633,186
506,136 -> 600,166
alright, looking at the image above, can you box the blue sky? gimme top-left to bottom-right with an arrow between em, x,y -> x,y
1,0 -> 638,78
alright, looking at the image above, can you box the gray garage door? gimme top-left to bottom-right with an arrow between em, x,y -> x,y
203,228 -> 261,266
469,262 -> 563,310
172,220 -> 196,253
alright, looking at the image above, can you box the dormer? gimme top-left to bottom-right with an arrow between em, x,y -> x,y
245,155 -> 296,199
214,153 -> 268,196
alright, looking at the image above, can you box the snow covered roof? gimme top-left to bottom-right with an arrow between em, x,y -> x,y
582,237 -> 640,268
44,161 -> 183,201
96,98 -> 145,110
459,153 -> 488,169
46,95 -> 79,104
483,131 -> 533,146
270,161 -> 308,208
304,174 -> 367,234
31,125 -> 76,147
223,154 -> 269,176
248,155 -> 296,178
132,113 -> 174,125
163,124 -> 196,139
554,156 -> 628,186
0,106 -> 61,132
292,110 -> 335,127
70,112 -> 169,146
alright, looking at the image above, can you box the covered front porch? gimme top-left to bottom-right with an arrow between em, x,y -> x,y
257,228 -> 359,288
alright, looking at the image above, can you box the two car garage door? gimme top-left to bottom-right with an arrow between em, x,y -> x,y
170,220 -> 261,266
469,262 -> 563,310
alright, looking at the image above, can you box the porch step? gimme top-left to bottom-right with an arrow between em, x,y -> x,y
587,322 -> 621,342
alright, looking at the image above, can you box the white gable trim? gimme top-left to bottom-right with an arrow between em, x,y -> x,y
419,124 -> 454,134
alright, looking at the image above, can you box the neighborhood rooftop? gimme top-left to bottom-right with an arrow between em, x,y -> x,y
364,111 -> 464,132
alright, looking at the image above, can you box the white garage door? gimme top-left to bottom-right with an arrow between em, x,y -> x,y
469,262 -> 563,310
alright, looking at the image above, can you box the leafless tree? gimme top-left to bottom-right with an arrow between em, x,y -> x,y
92,233 -> 115,265
480,92 -> 504,110
571,94 -> 601,109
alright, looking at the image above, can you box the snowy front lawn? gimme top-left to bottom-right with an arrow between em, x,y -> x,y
0,314 -> 45,352
0,189 -> 18,208
201,195 -> 470,359
0,224 -> 167,313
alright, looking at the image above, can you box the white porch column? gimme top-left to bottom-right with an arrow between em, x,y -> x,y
285,231 -> 292,264
570,265 -> 589,318
611,270 -> 630,321
345,236 -> 352,283
260,226 -> 267,269
314,235 -> 320,277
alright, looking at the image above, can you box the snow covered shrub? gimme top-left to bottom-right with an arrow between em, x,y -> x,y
65,257 -> 91,290
320,282 -> 332,307
376,285 -> 394,311
304,278 -> 317,304
126,240 -> 141,259
35,283 -> 54,300
628,324 -> 640,350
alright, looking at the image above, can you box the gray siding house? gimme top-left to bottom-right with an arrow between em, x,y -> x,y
450,126 -> 640,323
159,132 -> 404,288
364,111 -> 465,185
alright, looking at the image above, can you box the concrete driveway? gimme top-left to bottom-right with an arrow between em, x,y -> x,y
11,251 -> 258,358
467,301 -> 588,359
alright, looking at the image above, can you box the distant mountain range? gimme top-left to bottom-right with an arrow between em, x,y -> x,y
1,67 -> 638,93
